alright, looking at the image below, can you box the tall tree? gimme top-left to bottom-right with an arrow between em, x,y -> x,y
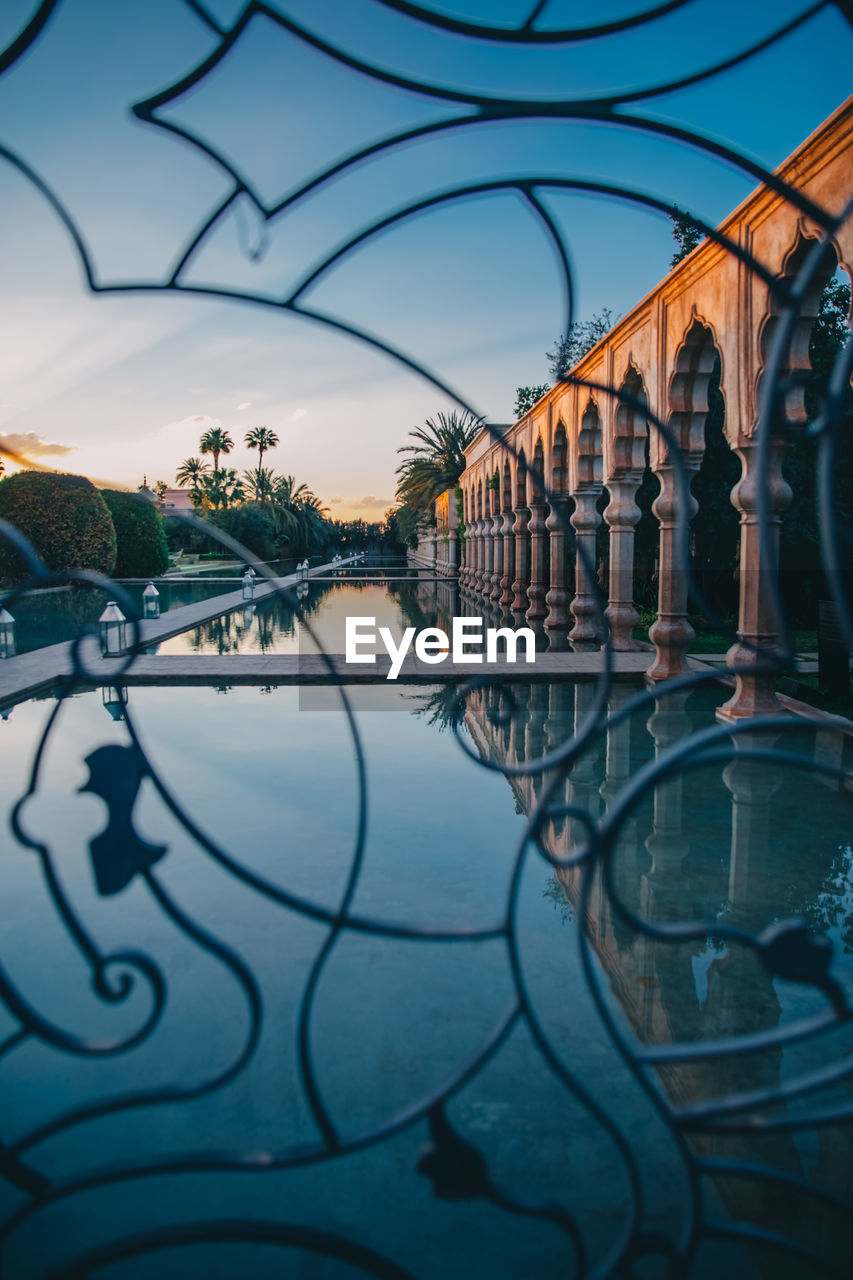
669,205 -> 703,268
547,310 -> 615,381
395,409 -> 483,516
201,467 -> 244,510
242,465 -> 276,503
514,384 -> 550,419
199,426 -> 234,471
176,457 -> 211,507
244,426 -> 279,469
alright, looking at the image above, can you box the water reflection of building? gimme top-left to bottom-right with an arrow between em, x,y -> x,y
463,680 -> 853,1276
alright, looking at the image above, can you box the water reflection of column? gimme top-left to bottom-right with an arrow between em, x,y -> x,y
569,491 -> 602,648
511,504 -> 531,613
721,731 -> 782,927
463,520 -> 475,590
490,503 -> 504,600
643,689 -> 692,901
500,509 -> 515,609
526,499 -> 548,621
544,495 -> 571,632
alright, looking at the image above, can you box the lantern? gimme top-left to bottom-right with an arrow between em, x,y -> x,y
0,607 -> 15,660
99,602 -> 128,656
142,582 -> 160,619
242,569 -> 255,602
101,685 -> 128,721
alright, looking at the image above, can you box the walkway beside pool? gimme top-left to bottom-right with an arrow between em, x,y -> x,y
0,557 -> 359,706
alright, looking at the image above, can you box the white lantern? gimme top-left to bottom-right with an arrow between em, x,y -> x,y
99,602 -> 128,656
142,582 -> 160,619
101,684 -> 128,721
242,569 -> 255,602
0,607 -> 15,660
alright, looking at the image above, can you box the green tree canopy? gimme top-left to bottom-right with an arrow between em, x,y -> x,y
547,309 -> 616,381
669,205 -> 704,268
244,426 -> 279,468
0,471 -> 116,584
514,384 -> 550,419
101,489 -> 170,578
395,409 -> 483,517
199,427 -> 234,471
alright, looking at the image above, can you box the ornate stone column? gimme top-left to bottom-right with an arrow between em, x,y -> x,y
460,520 -> 472,587
718,439 -> 792,721
500,509 -> 515,608
490,503 -> 504,600
480,496 -> 494,597
526,499 -> 548,620
603,479 -> 642,650
446,525 -> 458,578
545,495 -> 571,631
510,504 -> 530,613
569,491 -> 602,647
646,462 -> 699,681
472,516 -> 483,592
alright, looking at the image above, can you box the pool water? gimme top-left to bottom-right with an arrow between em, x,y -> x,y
0,655 -> 850,1276
1,580 -> 241,656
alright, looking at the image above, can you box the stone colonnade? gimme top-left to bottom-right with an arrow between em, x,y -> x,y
444,100 -> 853,720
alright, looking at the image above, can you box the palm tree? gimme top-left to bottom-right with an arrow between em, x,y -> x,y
201,467 -> 244,510
199,426 -> 234,472
175,457 -> 210,508
245,426 -> 279,469
272,473 -> 315,507
242,465 -> 276,504
395,409 -> 483,515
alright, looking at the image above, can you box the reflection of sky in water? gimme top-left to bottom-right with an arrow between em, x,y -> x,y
0,668 -> 851,1274
157,573 -> 461,656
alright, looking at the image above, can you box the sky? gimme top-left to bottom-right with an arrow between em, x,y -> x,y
0,0 -> 851,518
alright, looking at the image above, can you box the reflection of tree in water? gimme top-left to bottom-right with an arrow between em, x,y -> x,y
405,685 -> 467,733
803,842 -> 853,952
543,874 -> 575,924
387,579 -> 433,633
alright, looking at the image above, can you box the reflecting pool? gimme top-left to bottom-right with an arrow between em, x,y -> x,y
1,579 -> 242,656
0,667 -> 850,1277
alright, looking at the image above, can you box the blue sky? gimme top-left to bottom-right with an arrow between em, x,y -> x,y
0,0 -> 851,515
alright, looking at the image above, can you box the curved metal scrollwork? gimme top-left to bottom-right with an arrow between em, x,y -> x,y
0,2 -> 851,1275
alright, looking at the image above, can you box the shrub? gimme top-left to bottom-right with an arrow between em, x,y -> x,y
101,490 -> 170,578
0,471 -> 117,584
211,504 -> 276,560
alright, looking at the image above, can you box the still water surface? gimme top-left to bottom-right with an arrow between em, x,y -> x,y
0,577 -> 850,1277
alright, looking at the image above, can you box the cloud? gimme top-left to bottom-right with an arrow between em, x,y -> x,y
237,401 -> 252,410
0,431 -> 75,459
329,496 -> 342,504
357,495 -> 391,509
289,408 -> 308,422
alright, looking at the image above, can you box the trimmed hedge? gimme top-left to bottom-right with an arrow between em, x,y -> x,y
0,471 -> 117,584
101,490 -> 170,578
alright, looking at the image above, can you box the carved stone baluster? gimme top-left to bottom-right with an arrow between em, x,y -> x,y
526,500 -> 548,621
544,495 -> 571,631
718,439 -> 792,721
569,492 -> 602,648
604,480 -> 642,650
646,463 -> 699,680
511,505 -> 530,613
